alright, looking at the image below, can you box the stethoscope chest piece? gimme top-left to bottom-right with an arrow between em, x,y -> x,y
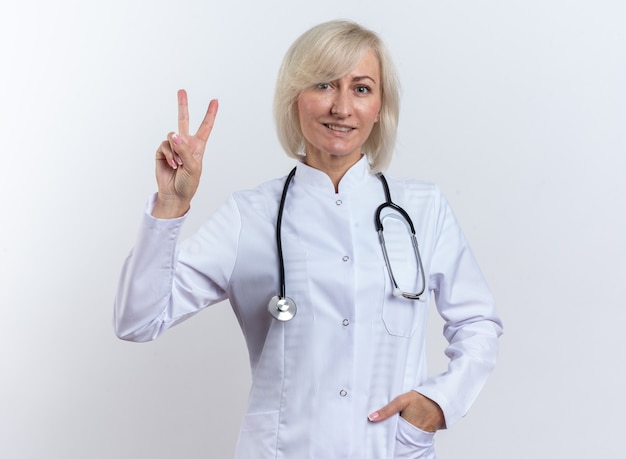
268,295 -> 297,321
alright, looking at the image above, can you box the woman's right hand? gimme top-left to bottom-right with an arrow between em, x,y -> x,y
153,89 -> 219,219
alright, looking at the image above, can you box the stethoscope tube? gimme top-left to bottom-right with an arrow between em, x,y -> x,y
268,167 -> 427,321
375,173 -> 427,301
267,167 -> 298,321
275,167 -> 297,300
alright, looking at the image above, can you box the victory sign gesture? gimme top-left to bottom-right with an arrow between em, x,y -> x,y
153,89 -> 219,219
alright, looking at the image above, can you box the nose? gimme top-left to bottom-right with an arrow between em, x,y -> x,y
331,90 -> 351,117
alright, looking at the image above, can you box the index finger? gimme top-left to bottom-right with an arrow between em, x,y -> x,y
368,393 -> 408,422
177,89 -> 190,136
195,99 -> 219,142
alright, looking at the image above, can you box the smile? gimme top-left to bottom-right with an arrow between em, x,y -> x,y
324,123 -> 353,133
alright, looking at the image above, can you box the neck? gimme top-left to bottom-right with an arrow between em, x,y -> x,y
304,153 -> 363,193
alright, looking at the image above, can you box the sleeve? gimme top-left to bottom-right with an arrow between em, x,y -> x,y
113,194 -> 242,342
415,188 -> 503,428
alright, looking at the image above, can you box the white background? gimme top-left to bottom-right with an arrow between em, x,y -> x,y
1,1 -> 624,457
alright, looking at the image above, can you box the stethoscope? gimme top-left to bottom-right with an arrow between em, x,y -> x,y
267,167 -> 427,321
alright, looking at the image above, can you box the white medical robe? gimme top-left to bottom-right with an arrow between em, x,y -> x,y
115,156 -> 503,458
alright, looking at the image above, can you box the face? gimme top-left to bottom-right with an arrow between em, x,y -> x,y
297,49 -> 382,168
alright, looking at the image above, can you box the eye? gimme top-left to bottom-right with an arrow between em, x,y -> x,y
316,83 -> 331,90
355,85 -> 371,94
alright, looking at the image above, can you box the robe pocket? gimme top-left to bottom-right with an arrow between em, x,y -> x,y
382,294 -> 419,337
235,410 -> 280,457
394,416 -> 436,459
379,213 -> 424,337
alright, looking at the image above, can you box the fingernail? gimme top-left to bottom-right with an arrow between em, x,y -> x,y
175,154 -> 183,165
172,133 -> 182,146
170,159 -> 178,169
368,412 -> 380,422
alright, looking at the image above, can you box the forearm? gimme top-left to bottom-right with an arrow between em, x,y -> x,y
114,207 -> 187,342
416,317 -> 501,427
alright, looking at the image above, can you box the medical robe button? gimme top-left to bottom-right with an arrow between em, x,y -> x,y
342,319 -> 350,326
339,390 -> 347,397
335,199 -> 343,206
342,256 -> 350,262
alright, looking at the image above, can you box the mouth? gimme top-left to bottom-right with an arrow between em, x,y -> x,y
324,123 -> 354,133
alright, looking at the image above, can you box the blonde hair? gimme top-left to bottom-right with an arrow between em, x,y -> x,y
274,20 -> 400,172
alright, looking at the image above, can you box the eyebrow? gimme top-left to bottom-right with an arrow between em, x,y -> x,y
352,75 -> 377,84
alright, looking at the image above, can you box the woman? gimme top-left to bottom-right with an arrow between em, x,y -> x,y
115,20 -> 502,459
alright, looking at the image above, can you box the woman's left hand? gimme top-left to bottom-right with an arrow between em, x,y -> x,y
368,391 -> 445,432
